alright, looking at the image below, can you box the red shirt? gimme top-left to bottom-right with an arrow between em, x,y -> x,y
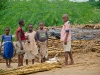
16,27 -> 26,41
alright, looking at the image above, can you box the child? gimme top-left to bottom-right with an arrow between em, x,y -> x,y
16,20 -> 26,67
60,14 -> 74,65
24,24 -> 38,65
36,22 -> 48,63
0,27 -> 14,68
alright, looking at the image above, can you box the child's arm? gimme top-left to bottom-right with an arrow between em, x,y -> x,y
25,32 -> 28,40
0,39 -> 3,48
64,31 -> 69,45
36,40 -> 40,48
11,35 -> 15,48
46,31 -> 48,47
18,30 -> 23,50
34,31 -> 37,41
0,36 -> 3,50
64,22 -> 70,45
25,32 -> 29,43
35,31 -> 40,48
0,39 -> 3,54
0,35 -> 4,47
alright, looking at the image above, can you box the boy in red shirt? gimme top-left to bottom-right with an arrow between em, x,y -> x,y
16,20 -> 26,67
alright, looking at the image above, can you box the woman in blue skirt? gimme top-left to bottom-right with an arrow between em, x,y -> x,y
0,27 -> 14,68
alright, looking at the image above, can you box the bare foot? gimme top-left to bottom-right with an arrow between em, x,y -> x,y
8,66 -> 11,68
9,65 -> 13,68
6,65 -> 9,68
20,64 -> 23,66
18,65 -> 20,67
18,63 -> 21,67
6,65 -> 11,68
62,62 -> 68,66
26,64 -> 28,65
69,61 -> 74,65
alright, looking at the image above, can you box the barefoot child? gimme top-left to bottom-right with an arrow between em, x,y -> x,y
24,24 -> 38,65
60,14 -> 74,65
16,20 -> 26,67
0,27 -> 14,68
36,22 -> 48,63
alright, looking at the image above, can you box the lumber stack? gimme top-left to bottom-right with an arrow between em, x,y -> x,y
72,39 -> 100,53
48,37 -> 63,51
48,37 -> 100,55
0,62 -> 62,75
48,37 -> 64,56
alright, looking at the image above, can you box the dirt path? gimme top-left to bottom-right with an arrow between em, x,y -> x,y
29,52 -> 100,75
30,65 -> 100,75
0,52 -> 100,75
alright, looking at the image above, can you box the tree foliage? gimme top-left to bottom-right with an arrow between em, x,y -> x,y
0,0 -> 7,10
0,0 -> 100,34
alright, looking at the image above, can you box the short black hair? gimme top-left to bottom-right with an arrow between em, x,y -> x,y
28,24 -> 33,26
18,20 -> 24,25
5,27 -> 10,30
39,22 -> 44,25
28,24 -> 33,27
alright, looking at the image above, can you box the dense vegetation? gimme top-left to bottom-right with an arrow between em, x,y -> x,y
0,0 -> 100,34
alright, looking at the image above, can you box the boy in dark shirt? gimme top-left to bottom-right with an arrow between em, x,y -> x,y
36,22 -> 48,63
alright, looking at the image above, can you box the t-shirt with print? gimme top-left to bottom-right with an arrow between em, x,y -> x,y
36,29 -> 48,42
60,21 -> 71,42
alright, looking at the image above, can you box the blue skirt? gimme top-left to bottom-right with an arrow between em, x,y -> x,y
3,42 -> 14,59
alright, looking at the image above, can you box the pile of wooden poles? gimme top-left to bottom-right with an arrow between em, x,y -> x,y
0,62 -> 62,75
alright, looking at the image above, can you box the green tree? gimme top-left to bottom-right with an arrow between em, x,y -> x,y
0,0 -> 7,10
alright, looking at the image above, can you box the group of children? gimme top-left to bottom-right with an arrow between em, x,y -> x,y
0,20 -> 48,68
0,14 -> 74,68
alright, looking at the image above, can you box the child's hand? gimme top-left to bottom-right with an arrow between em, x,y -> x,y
46,44 -> 48,47
40,52 -> 42,56
20,46 -> 23,50
0,45 -> 2,49
38,45 -> 40,48
28,40 -> 30,43
25,35 -> 29,40
30,50 -> 31,52
64,41 -> 67,45
16,44 -> 18,47
0,46 -> 1,50
13,45 -> 15,48
25,36 -> 28,40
